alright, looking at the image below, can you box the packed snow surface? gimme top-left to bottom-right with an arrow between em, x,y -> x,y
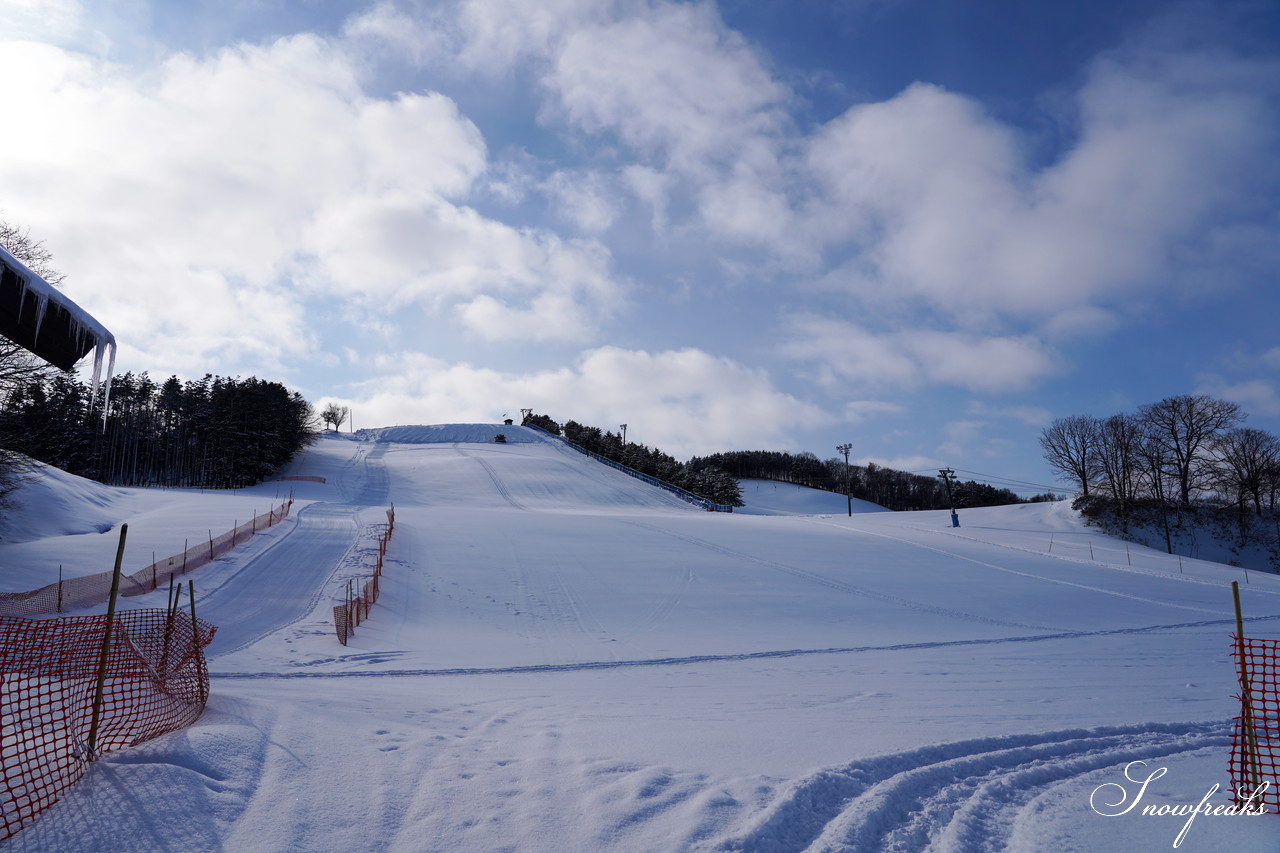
2,425 -> 1279,852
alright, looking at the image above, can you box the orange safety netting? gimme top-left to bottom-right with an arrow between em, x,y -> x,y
0,498 -> 291,618
1229,635 -> 1280,813
333,508 -> 394,646
0,609 -> 216,840
333,575 -> 381,646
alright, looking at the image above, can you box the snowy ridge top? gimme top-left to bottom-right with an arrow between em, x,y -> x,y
355,423 -> 545,445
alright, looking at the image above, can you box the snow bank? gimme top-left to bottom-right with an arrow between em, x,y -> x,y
0,461 -> 126,543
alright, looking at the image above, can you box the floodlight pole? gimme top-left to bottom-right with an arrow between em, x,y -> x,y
620,424 -> 628,445
837,443 -> 852,517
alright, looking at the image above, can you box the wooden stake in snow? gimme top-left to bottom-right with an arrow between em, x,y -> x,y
88,523 -> 128,759
188,580 -> 198,647
1234,582 -> 1262,793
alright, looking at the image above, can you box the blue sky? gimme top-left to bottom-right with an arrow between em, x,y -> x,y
2,0 -> 1278,496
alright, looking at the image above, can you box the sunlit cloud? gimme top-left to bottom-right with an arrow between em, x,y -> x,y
780,316 -> 1058,393
337,345 -> 830,457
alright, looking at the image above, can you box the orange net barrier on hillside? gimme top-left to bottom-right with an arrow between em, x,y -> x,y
1229,634 -> 1280,813
334,507 -> 394,646
0,497 -> 292,618
0,609 -> 216,840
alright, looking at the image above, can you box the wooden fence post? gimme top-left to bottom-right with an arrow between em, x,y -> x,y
1234,581 -> 1262,794
88,524 -> 128,759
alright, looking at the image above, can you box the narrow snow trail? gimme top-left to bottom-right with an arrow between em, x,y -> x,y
199,435 -> 389,657
197,502 -> 360,655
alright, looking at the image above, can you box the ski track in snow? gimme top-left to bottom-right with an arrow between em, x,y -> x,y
206,613 -> 1269,679
706,721 -> 1230,853
455,445 -> 529,511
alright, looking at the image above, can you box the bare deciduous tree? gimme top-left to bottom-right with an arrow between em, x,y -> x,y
1211,427 -> 1280,516
0,221 -> 66,514
1138,395 -> 1243,507
0,221 -> 64,401
320,402 -> 350,431
1094,412 -> 1142,527
1039,414 -> 1101,497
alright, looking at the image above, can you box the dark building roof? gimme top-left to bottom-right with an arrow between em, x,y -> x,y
0,244 -> 114,372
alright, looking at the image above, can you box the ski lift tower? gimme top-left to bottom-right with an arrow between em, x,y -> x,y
938,468 -> 960,527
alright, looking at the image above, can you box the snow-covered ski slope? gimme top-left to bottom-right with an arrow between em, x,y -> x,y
4,425 -> 1280,852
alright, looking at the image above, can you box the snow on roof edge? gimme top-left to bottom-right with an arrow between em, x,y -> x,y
0,241 -> 117,411
0,242 -> 115,344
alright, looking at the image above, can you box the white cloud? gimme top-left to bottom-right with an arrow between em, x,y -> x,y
966,401 -> 1053,427
341,1 -> 451,66
544,170 -> 619,232
451,0 -> 612,73
303,191 -> 620,339
780,316 -> 1057,393
0,30 -> 624,377
442,0 -> 1280,376
0,0 -> 93,49
842,400 -> 905,424
446,0 -> 801,252
1196,375 -> 1280,418
543,3 -> 786,171
1263,348 -> 1280,371
940,419 -> 986,458
621,165 -> 672,232
344,345 -> 831,457
803,48 -> 1280,326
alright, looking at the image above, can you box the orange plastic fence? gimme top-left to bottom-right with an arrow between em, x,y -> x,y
0,609 -> 216,840
1229,634 -> 1280,813
334,507 -> 395,646
0,498 -> 292,618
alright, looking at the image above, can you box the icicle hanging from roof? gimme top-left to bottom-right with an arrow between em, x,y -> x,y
0,242 -> 117,415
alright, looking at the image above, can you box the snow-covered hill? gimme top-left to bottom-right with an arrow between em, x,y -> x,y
736,477 -> 890,515
2,427 -> 1278,852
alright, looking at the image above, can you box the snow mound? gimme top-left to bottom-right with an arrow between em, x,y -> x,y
0,461 -> 126,544
356,423 -> 541,445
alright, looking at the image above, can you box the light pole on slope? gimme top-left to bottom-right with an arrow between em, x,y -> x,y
837,443 -> 852,517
